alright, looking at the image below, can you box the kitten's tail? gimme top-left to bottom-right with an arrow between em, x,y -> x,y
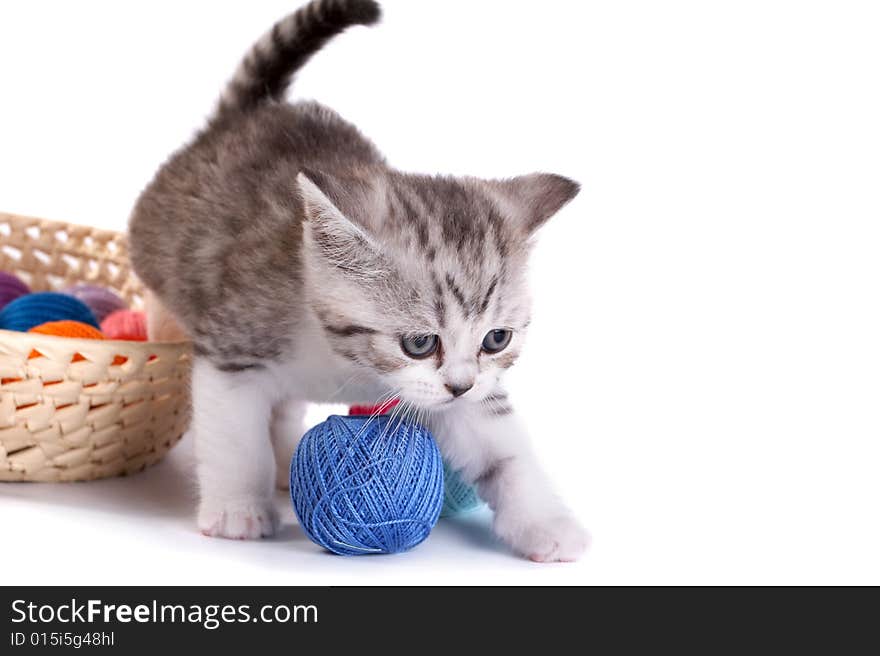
217,0 -> 381,117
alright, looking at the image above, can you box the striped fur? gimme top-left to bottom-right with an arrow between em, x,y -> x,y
218,0 -> 380,116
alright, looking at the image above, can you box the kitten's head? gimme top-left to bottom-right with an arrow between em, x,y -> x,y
298,167 -> 578,410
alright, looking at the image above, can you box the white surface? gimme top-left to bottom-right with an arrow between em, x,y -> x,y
2,0 -> 880,585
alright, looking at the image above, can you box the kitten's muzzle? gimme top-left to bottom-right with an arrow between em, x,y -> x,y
445,383 -> 473,398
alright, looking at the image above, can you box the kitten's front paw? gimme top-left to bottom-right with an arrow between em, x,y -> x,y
494,511 -> 589,562
198,498 -> 279,540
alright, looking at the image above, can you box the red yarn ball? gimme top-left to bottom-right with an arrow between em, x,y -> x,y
101,309 -> 147,341
349,399 -> 400,416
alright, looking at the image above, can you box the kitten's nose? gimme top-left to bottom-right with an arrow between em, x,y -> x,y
445,383 -> 473,398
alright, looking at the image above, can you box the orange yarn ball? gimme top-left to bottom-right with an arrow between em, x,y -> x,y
101,309 -> 147,341
29,320 -> 105,362
29,320 -> 106,340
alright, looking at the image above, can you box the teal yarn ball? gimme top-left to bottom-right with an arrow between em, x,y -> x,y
290,415 -> 444,555
441,461 -> 484,517
0,292 -> 100,332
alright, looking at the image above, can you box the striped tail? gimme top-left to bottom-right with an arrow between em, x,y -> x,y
217,0 -> 381,116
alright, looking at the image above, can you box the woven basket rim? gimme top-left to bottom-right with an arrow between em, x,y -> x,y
1,210 -> 129,241
0,327 -> 189,348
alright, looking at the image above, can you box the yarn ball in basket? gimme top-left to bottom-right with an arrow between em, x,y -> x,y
0,292 -> 99,332
28,320 -> 105,363
349,401 -> 483,518
29,320 -> 105,340
62,283 -> 128,323
0,271 -> 30,310
101,309 -> 147,341
291,414 -> 444,556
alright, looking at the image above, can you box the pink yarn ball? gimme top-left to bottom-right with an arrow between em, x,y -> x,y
62,284 -> 128,323
0,271 -> 30,310
101,309 -> 148,341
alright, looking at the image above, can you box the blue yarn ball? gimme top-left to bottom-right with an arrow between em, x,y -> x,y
290,415 -> 444,556
0,292 -> 100,332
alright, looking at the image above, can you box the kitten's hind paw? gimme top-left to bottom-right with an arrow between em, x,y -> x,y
198,498 -> 279,540
495,512 -> 590,563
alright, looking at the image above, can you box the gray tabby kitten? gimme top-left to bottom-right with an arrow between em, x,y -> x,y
130,0 -> 587,562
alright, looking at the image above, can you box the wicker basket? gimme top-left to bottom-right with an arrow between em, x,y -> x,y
0,212 -> 191,482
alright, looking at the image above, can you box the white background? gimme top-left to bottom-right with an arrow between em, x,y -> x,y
1,0 -> 878,585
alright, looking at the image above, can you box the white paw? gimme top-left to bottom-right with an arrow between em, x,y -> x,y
494,511 -> 590,562
198,498 -> 279,540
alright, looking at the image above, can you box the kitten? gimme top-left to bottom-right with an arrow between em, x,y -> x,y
129,0 -> 587,562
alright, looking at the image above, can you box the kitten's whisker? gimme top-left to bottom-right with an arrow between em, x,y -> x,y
327,371 -> 367,400
345,388 -> 401,460
482,395 -> 502,415
357,389 -> 401,440
379,397 -> 413,449
379,398 -> 407,444
481,392 -> 511,418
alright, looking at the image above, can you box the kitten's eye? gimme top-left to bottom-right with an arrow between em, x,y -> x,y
401,334 -> 439,359
482,329 -> 512,354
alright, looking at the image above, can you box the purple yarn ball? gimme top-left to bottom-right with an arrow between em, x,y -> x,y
62,284 -> 128,323
0,271 -> 30,310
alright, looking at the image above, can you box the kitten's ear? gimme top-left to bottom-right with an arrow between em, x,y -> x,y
297,171 -> 387,280
297,171 -> 373,239
486,173 -> 580,234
